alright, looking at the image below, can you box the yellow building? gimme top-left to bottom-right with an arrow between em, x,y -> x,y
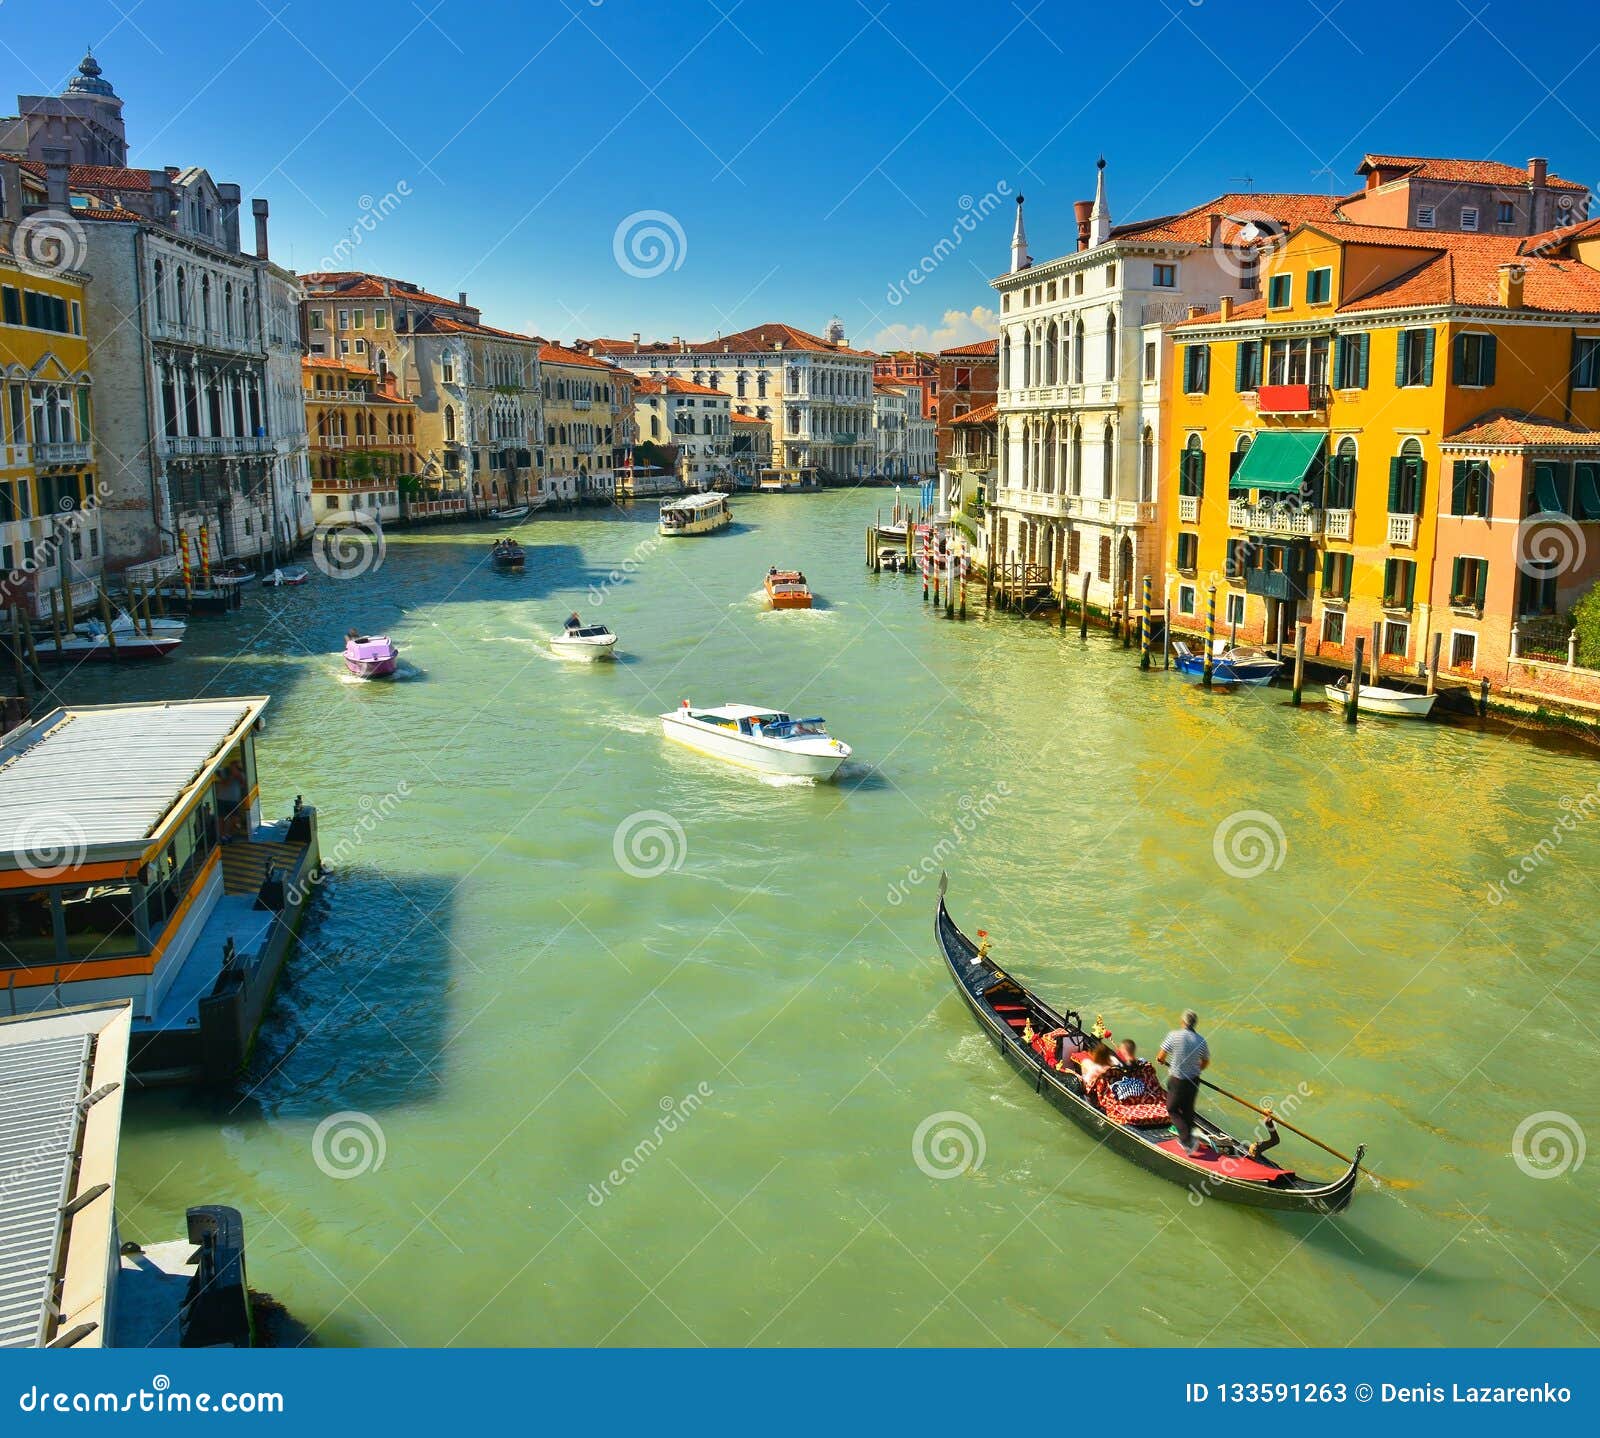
303,357 -> 417,526
540,343 -> 628,505
1164,219 -> 1600,683
0,246 -> 102,617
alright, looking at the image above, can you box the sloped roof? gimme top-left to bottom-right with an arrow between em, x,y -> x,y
1112,192 -> 1346,247
587,323 -> 872,358
635,376 -> 727,397
300,273 -> 463,308
1444,410 -> 1600,449
1357,153 -> 1586,192
415,314 -> 540,344
951,401 -> 998,425
540,341 -> 611,370
938,339 -> 998,357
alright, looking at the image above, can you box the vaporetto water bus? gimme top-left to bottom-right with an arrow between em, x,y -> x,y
659,701 -> 852,779
659,492 -> 732,536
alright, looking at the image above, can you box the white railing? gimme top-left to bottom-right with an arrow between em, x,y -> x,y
1230,501 -> 1322,537
1179,495 -> 1200,524
572,398 -> 593,410
160,434 -> 274,457
1324,508 -> 1353,541
1228,500 -> 1250,529
3,445 -> 30,470
1388,512 -> 1416,546
1116,500 -> 1157,525
34,440 -> 93,466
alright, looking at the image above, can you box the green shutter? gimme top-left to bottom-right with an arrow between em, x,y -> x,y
1395,331 -> 1410,386
1421,328 -> 1436,385
1451,556 -> 1464,601
1321,551 -> 1334,593
1482,333 -> 1497,386
1194,449 -> 1206,495
1451,459 -> 1469,515
1198,345 -> 1210,394
1383,557 -> 1396,603
1477,461 -> 1492,518
1235,343 -> 1246,392
1475,559 -> 1488,610
1452,334 -> 1469,386
1333,334 -> 1347,388
1405,560 -> 1417,608
1411,458 -> 1426,514
1388,456 -> 1403,511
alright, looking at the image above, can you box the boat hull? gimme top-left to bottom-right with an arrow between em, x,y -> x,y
345,655 -> 398,679
660,715 -> 847,779
40,637 -> 180,662
934,883 -> 1363,1214
551,635 -> 618,660
1324,683 -> 1436,717
1173,653 -> 1280,686
659,510 -> 732,537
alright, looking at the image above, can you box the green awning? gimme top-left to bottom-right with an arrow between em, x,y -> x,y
1233,431 -> 1327,493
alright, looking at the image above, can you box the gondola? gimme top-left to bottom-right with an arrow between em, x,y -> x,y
934,875 -> 1364,1213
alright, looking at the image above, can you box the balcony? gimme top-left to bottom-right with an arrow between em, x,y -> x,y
1387,512 -> 1417,547
1324,508 -> 1353,541
34,440 -> 94,466
1229,500 -> 1322,537
160,435 -> 274,458
573,398 -> 593,410
1178,494 -> 1200,524
1256,383 -> 1329,415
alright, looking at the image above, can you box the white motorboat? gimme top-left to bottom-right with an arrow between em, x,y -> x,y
550,623 -> 618,660
75,607 -> 186,640
659,700 -> 852,779
659,492 -> 732,536
262,566 -> 310,587
1325,676 -> 1437,718
490,503 -> 532,521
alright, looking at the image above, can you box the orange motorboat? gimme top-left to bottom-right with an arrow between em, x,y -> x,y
765,568 -> 813,610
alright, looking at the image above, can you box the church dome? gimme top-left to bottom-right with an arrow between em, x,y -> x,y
66,51 -> 116,98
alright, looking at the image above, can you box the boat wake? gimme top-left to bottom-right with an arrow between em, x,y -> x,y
597,711 -> 658,736
757,772 -> 818,789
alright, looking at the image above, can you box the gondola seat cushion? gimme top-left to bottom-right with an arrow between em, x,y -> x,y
1091,1063 -> 1171,1127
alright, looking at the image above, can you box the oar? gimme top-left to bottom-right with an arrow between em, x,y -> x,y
1158,1059 -> 1359,1168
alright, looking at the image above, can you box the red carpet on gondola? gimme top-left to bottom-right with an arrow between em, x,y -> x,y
1154,1139 -> 1293,1183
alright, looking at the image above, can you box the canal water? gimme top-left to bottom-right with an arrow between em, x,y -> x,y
68,491 -> 1597,1347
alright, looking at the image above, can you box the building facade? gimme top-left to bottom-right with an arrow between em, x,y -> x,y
633,375 -> 731,488
1164,217 -> 1600,685
730,411 -> 772,479
935,339 -> 998,464
946,400 -> 997,524
303,356 -> 415,526
991,164 -> 1345,614
539,343 -> 628,504
588,320 -> 876,481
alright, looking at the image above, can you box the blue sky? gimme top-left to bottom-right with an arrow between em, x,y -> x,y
5,0 -> 1599,350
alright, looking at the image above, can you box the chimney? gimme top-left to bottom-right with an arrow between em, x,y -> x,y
1207,212 -> 1223,248
1186,305 -> 1205,320
42,147 -> 70,209
631,331 -> 641,344
1498,263 -> 1525,309
1219,296 -> 1234,321
458,291 -> 468,307
1529,157 -> 1548,187
671,335 -> 681,348
251,197 -> 270,259
1073,200 -> 1093,251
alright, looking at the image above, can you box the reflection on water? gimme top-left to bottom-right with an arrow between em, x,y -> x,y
66,493 -> 1600,1348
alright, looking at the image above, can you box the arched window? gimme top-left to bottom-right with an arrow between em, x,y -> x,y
1101,419 -> 1115,498
737,372 -> 747,398
1104,313 -> 1117,381
1045,321 -> 1059,385
1392,437 -> 1425,514
1072,319 -> 1085,384
153,260 -> 166,323
223,282 -> 233,337
1140,426 -> 1154,502
445,405 -> 456,441
201,274 -> 211,332
1330,436 -> 1357,509
1069,422 -> 1083,495
176,268 -> 188,326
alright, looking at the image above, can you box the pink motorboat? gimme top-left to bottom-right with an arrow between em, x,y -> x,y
344,629 -> 399,679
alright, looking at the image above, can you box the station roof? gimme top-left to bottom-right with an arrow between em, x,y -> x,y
0,699 -> 268,872
0,1000 -> 130,1348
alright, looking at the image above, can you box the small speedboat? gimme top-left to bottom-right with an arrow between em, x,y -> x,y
765,569 -> 813,609
344,630 -> 399,679
262,566 -> 310,588
877,548 -> 909,572
211,561 -> 257,589
41,623 -> 182,662
490,539 -> 525,571
1325,675 -> 1436,718
1172,640 -> 1282,687
551,624 -> 618,660
660,700 -> 851,779
490,504 -> 532,522
75,607 -> 186,640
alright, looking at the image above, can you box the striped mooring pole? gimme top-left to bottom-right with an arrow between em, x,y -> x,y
1202,583 -> 1216,689
199,522 -> 212,588
179,530 -> 192,593
1138,574 -> 1151,671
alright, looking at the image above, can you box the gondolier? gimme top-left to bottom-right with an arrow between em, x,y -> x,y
1157,1010 -> 1209,1156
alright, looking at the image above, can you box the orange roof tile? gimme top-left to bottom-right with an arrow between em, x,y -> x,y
301,272 -> 464,308
1357,154 -> 1586,192
1444,410 -> 1600,449
938,339 -> 998,357
950,401 -> 998,426
539,341 -> 611,371
1112,192 -> 1346,247
418,314 -> 540,344
635,375 -> 727,397
67,164 -> 151,190
586,323 -> 873,358
731,413 -> 769,424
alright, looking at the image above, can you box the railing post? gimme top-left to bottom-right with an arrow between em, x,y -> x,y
1509,622 -> 1520,661
1569,628 -> 1578,670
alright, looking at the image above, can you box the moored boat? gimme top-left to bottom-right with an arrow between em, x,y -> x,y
262,566 -> 310,588
659,492 -> 732,537
1172,640 -> 1282,687
1325,675 -> 1436,718
490,538 -> 525,571
933,874 -> 1364,1213
551,623 -> 618,660
659,700 -> 851,779
490,503 -> 532,522
74,607 -> 186,640
765,568 -> 813,609
344,630 -> 399,679
40,625 -> 181,662
210,561 -> 256,589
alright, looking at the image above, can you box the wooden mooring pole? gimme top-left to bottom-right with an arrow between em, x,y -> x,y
1427,631 -> 1441,697
1139,574 -> 1151,670
1203,584 -> 1216,688
1079,569 -> 1090,641
1347,637 -> 1364,724
1291,622 -> 1307,704
1162,600 -> 1171,670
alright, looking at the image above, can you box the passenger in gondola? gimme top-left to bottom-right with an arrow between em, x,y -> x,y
1078,1041 -> 1116,1092
1115,1037 -> 1139,1066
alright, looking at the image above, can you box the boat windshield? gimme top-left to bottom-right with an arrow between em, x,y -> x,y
761,716 -> 826,739
573,626 -> 611,638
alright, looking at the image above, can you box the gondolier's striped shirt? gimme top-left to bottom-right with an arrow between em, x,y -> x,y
1161,1029 -> 1208,1080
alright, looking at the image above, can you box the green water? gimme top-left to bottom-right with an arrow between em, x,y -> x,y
74,491 -> 1597,1347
